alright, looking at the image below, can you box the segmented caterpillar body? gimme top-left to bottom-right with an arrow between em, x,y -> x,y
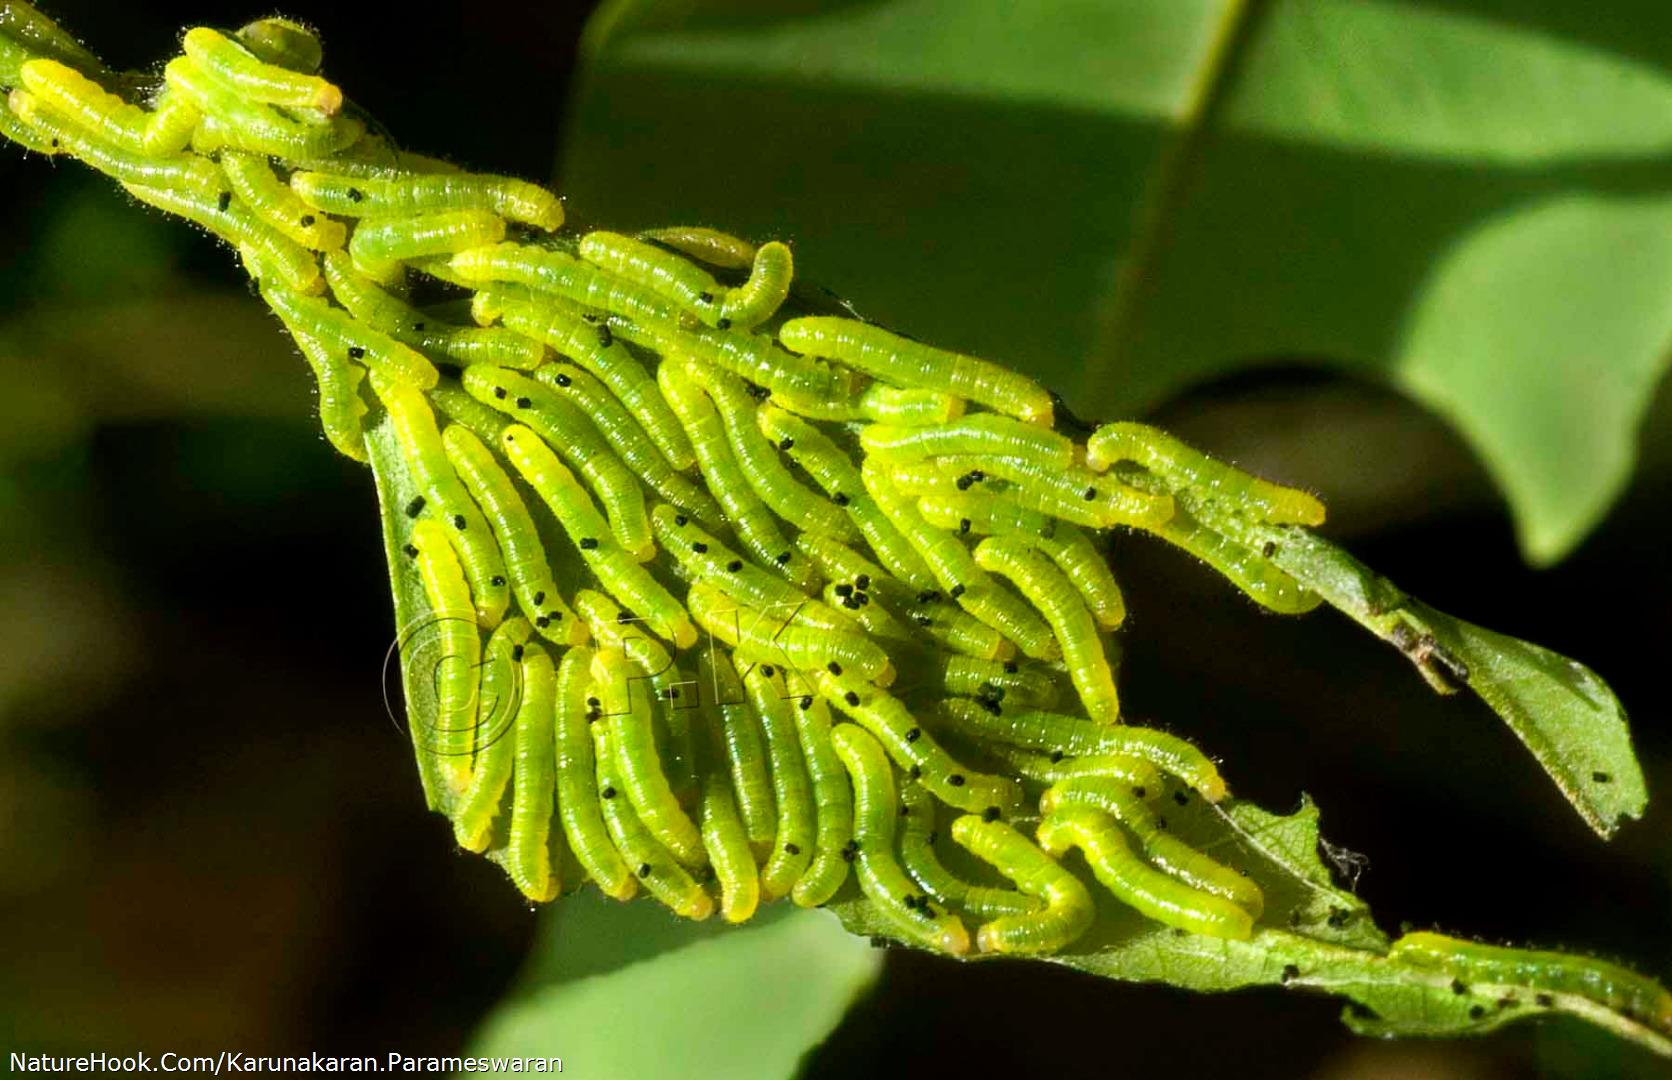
1388,933 -> 1672,1029
831,723 -> 970,955
779,317 -> 1053,425
950,815 -> 1094,954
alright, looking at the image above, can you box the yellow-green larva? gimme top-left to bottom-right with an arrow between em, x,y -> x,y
640,225 -> 757,270
592,646 -> 706,868
535,365 -> 721,525
769,381 -> 964,427
795,514 -> 933,598
373,374 -> 510,627
816,550 -> 1008,658
18,58 -> 149,154
955,584 -> 1059,663
788,689 -> 854,908
719,240 -> 793,329
860,456 -> 986,594
817,672 -> 1020,816
140,88 -> 199,155
1387,932 -> 1672,1031
591,719 -> 713,920
900,781 -> 1040,919
778,316 -> 1054,425
937,700 -> 1227,802
289,133 -> 461,180
451,242 -> 687,328
291,170 -> 563,231
641,318 -> 847,399
126,182 -> 330,296
240,240 -> 319,295
465,366 -> 651,556
754,403 -> 862,502
904,593 -> 1012,661
222,150 -> 347,250
686,651 -> 761,923
1143,499 -> 1320,615
918,493 -> 1126,630
742,663 -> 817,900
687,583 -> 892,686
862,460 -> 1056,658
658,363 -> 820,590
260,284 -> 438,392
263,282 -> 369,461
830,723 -> 970,955
981,744 -> 1164,792
822,582 -> 911,642
0,91 -> 61,154
570,589 -> 697,805
652,505 -> 850,631
854,383 -> 965,426
936,656 -> 1060,709
792,533 -> 883,592
405,518 -> 479,797
680,358 -> 857,540
1038,807 -> 1255,940
579,229 -> 728,327
452,616 -> 533,853
699,649 -> 777,854
860,415 -> 1075,472
349,209 -> 505,281
950,453 -> 1174,532
884,458 -> 1044,513
950,815 -> 1094,955
554,645 -> 637,901
324,251 -> 546,369
7,87 -> 223,197
974,537 -> 1118,721
182,26 -> 342,114
441,424 -> 586,646
504,642 -> 561,901
430,383 -> 510,446
481,288 -> 694,470
754,406 -> 935,586
1086,422 -> 1326,527
498,424 -> 697,648
163,56 -> 359,159
1040,776 -> 1262,916
697,745 -> 760,924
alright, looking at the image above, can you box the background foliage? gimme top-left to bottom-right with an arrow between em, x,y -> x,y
1,1 -> 1669,1075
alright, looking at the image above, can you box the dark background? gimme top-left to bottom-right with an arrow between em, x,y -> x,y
1,2 -> 1668,1076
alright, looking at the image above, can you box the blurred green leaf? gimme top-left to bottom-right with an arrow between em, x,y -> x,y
28,181 -> 182,301
565,0 -> 1672,564
469,890 -> 881,1077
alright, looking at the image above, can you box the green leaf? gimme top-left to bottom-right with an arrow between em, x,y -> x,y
367,416 -> 454,811
563,0 -> 1672,563
827,796 -> 1672,1057
1192,506 -> 1647,837
469,890 -> 882,1077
